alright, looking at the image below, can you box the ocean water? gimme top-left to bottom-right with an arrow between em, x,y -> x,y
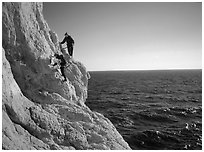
86,70 -> 202,150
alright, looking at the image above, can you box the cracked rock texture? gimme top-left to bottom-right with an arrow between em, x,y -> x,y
2,2 -> 131,150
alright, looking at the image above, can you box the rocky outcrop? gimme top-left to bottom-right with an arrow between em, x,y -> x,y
2,2 -> 131,150
2,2 -> 88,106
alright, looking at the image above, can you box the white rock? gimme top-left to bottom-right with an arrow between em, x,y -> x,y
2,2 -> 131,150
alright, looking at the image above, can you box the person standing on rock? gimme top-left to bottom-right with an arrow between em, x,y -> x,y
60,33 -> 74,57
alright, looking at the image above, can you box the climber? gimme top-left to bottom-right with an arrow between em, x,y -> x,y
51,53 -> 67,82
60,33 -> 74,57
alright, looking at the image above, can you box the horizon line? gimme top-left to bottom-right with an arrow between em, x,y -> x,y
88,68 -> 202,72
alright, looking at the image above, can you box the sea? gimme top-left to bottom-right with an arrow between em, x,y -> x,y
86,70 -> 202,150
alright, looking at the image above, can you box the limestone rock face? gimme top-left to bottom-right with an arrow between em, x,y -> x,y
2,2 -> 131,150
2,2 -> 88,105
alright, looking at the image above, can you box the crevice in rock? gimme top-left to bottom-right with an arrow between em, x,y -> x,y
4,104 -> 50,147
2,2 -> 131,150
4,104 -> 20,124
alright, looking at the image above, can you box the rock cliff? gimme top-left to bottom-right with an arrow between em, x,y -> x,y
2,2 -> 131,150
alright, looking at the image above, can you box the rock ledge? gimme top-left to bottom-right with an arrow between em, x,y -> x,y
2,2 -> 131,150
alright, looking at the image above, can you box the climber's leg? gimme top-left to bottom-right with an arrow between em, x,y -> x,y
68,46 -> 73,57
60,66 -> 66,81
70,46 -> 73,57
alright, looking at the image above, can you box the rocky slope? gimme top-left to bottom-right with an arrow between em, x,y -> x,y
2,2 -> 131,150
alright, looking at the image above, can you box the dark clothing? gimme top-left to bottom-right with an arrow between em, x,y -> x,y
55,54 -> 66,66
68,46 -> 73,56
61,35 -> 74,46
60,35 -> 74,57
54,54 -> 67,81
60,66 -> 66,81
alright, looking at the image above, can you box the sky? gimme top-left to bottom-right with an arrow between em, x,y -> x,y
43,2 -> 202,71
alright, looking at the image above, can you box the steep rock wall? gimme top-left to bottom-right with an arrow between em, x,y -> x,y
2,2 -> 88,105
2,2 -> 131,150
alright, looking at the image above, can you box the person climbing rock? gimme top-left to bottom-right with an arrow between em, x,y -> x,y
60,32 -> 74,57
52,53 -> 67,82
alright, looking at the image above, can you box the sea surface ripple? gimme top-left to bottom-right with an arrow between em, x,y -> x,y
86,70 -> 202,150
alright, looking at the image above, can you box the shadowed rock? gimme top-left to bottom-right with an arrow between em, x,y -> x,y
2,2 -> 131,150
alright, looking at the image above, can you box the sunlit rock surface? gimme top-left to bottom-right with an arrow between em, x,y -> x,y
2,2 -> 131,150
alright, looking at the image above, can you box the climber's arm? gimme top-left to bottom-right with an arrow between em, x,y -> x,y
52,62 -> 58,66
60,37 -> 66,44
